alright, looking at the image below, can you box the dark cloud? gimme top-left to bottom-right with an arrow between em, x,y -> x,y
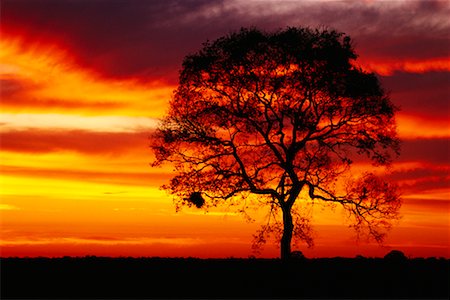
2,0 -> 449,83
382,72 -> 450,94
230,1 -> 450,60
401,177 -> 449,196
388,167 -> 449,182
403,198 -> 449,212
386,138 -> 450,195
1,0 -> 225,83
356,35 -> 449,61
387,165 -> 449,195
400,138 -> 450,164
280,136 -> 449,168
347,137 -> 449,166
381,72 -> 450,119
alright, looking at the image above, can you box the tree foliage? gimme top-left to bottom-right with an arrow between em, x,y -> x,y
151,27 -> 401,259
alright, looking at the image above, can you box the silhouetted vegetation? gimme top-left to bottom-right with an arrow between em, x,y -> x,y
384,249 -> 408,262
2,256 -> 448,299
151,27 -> 401,259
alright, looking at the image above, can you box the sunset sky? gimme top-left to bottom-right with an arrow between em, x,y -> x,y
1,0 -> 449,258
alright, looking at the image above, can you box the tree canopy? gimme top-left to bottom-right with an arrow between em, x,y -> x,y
151,27 -> 401,259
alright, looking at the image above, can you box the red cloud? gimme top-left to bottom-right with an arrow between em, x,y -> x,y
0,129 -> 152,155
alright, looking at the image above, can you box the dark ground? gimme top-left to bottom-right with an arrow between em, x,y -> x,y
1,256 -> 449,299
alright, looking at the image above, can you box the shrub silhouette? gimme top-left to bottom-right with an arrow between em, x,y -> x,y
291,251 -> 306,260
384,250 -> 408,261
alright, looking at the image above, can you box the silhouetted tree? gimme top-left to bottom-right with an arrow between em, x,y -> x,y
291,251 -> 306,261
152,27 -> 401,260
384,250 -> 408,262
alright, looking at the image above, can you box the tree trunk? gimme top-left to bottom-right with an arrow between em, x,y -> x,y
280,206 -> 293,260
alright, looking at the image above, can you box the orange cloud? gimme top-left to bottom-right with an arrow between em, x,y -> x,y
397,113 -> 450,139
0,36 -> 173,117
358,57 -> 450,76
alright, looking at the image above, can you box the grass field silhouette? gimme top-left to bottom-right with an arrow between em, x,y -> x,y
2,255 -> 448,299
